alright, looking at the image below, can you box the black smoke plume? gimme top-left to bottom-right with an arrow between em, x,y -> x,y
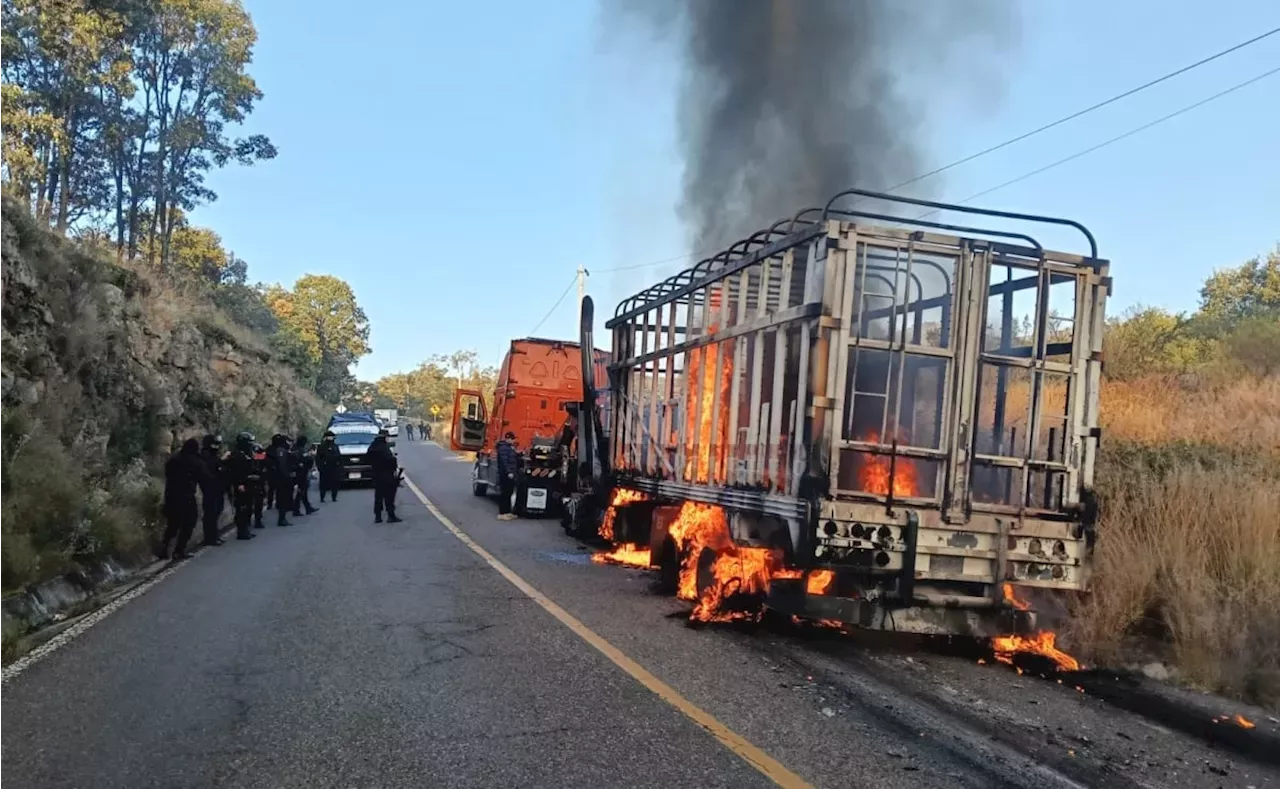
612,0 -> 1017,250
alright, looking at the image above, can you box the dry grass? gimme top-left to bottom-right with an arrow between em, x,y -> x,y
1068,373 -> 1280,708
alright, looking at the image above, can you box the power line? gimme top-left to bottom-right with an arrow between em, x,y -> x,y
529,275 -> 577,335
884,25 -> 1280,199
593,26 -> 1280,274
921,64 -> 1280,219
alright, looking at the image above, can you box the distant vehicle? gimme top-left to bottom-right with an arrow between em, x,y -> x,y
327,412 -> 394,484
568,186 -> 1111,637
374,408 -> 399,438
450,338 -> 608,517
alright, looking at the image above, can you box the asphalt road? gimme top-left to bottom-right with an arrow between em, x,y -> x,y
4,440 -> 1278,789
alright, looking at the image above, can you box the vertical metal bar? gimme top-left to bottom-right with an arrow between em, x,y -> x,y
766,251 -> 795,489
890,242 -> 916,448
1019,263 -> 1051,510
665,300 -> 679,472
687,288 -> 710,482
945,243 -> 988,522
637,308 -> 652,473
993,265 -> 1013,455
825,227 -> 857,490
727,270 -> 749,484
707,282 -> 726,484
746,259 -> 772,484
789,247 -> 814,496
1062,273 -> 1088,506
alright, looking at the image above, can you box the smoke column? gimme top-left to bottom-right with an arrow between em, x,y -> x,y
611,0 -> 1017,250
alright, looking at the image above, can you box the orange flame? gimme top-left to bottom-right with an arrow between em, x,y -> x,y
665,501 -> 791,622
1215,714 -> 1256,729
806,569 -> 836,595
992,583 -> 1080,671
592,543 -> 652,568
991,631 -> 1080,672
857,431 -> 920,497
599,488 -> 647,542
1002,583 -> 1031,611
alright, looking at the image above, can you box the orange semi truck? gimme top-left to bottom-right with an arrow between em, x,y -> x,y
451,337 -> 608,517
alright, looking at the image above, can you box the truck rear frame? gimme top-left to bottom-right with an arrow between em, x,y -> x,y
602,189 -> 1110,636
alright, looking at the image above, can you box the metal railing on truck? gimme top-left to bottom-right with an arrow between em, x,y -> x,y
604,188 -> 1109,596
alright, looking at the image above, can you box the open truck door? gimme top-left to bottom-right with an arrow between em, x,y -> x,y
450,389 -> 487,452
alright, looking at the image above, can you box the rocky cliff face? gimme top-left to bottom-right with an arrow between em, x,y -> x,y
0,198 -> 325,461
1,199 -> 326,589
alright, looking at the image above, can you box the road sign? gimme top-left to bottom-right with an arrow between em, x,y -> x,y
431,404 -> 441,418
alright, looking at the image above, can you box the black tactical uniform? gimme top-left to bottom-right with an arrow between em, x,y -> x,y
160,438 -> 207,559
224,432 -> 260,541
316,431 -> 343,502
292,435 -> 318,516
369,431 -> 401,523
251,443 -> 269,528
268,434 -> 294,526
199,434 -> 226,547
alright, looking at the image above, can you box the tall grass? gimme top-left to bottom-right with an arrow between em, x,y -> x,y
1069,374 -> 1280,708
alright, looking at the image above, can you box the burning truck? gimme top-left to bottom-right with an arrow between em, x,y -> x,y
569,187 -> 1111,637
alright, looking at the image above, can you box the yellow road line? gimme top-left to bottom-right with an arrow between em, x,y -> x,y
401,475 -> 814,789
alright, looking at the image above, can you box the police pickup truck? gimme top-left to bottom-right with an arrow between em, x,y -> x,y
327,412 -> 395,484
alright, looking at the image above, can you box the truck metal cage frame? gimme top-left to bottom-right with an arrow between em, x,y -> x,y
605,188 -> 1110,606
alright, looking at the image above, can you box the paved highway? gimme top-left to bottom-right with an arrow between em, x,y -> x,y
4,441 -> 1275,788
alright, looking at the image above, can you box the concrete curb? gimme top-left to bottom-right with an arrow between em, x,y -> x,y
2,515 -> 240,666
1071,669 -> 1280,766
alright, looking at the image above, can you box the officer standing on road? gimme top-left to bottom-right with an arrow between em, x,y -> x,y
369,429 -> 402,523
404,422 -> 415,442
292,434 -> 318,516
198,434 -> 227,547
496,431 -> 519,521
224,432 -> 260,541
159,438 -> 207,560
316,430 -> 342,502
268,434 -> 294,527
251,442 -> 269,528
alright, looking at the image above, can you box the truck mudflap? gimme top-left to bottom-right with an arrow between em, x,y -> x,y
766,578 -> 1039,638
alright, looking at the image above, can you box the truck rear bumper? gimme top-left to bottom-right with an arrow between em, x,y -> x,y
766,579 -> 1038,637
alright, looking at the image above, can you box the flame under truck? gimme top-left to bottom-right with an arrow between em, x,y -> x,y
566,187 -> 1111,637
451,338 -> 608,517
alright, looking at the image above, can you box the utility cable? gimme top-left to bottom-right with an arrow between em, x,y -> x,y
593,26 -> 1280,274
529,275 -> 577,336
918,64 -> 1280,219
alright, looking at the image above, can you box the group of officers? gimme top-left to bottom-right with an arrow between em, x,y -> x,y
159,428 -> 400,560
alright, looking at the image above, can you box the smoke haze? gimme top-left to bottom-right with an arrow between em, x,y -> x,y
609,0 -> 1019,251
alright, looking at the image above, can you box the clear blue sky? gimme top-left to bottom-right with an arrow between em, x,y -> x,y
194,0 -> 1280,380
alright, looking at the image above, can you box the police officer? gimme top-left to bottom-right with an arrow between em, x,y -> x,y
316,430 -> 342,502
159,438 -> 207,560
369,429 -> 401,523
292,434 -> 318,516
198,434 -> 227,547
268,434 -> 294,526
224,432 -> 260,541
251,442 -> 269,528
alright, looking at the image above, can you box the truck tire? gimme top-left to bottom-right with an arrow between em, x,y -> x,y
472,464 -> 487,497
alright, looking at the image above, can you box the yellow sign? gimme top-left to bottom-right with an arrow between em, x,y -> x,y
431,404 -> 441,417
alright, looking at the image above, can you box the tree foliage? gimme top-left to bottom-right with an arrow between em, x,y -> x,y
1104,246 -> 1280,381
367,353 -> 497,419
265,275 -> 371,404
1,0 -> 276,261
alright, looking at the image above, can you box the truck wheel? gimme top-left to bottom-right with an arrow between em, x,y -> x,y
472,480 -> 487,496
